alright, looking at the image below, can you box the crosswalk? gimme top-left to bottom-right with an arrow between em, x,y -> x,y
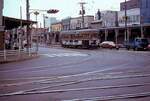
42,53 -> 89,58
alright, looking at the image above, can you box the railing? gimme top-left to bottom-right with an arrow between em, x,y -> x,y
0,48 -> 37,62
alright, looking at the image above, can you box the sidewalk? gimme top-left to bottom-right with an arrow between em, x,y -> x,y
0,51 -> 39,64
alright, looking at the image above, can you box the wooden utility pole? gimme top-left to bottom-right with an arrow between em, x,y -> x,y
26,0 -> 30,52
79,2 -> 86,29
124,0 -> 128,42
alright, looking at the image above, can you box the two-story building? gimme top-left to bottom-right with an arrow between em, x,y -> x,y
50,22 -> 63,44
118,0 -> 150,40
118,0 -> 141,27
70,15 -> 94,30
61,17 -> 71,31
91,10 -> 118,29
118,8 -> 140,26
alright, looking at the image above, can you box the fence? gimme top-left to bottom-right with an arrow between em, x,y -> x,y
0,48 -> 37,63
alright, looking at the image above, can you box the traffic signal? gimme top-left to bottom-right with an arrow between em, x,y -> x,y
47,9 -> 59,14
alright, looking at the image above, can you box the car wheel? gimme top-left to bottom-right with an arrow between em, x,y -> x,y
134,47 -> 138,51
126,47 -> 130,50
135,47 -> 138,51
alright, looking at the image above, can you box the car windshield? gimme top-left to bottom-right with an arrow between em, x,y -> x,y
141,39 -> 149,43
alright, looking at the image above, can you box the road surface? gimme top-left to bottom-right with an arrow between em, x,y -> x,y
0,47 -> 150,101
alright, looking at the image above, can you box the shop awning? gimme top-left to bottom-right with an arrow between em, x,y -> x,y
2,16 -> 37,30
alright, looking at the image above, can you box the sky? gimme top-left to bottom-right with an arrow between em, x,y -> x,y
3,0 -> 125,26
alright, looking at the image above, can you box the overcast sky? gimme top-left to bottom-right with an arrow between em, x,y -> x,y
3,0 -> 125,25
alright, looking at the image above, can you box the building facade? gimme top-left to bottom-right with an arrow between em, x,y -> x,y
96,10 -> 118,27
31,27 -> 49,44
70,16 -> 94,30
44,17 -> 58,31
91,10 -> 118,29
119,0 -> 150,26
90,20 -> 103,29
118,8 -> 140,26
140,0 -> 150,24
50,22 -> 63,44
61,17 -> 71,31
51,22 -> 63,32
120,0 -> 140,11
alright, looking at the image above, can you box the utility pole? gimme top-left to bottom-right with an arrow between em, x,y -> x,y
43,14 -> 46,29
124,0 -> 128,42
26,0 -> 30,52
79,2 -> 86,29
34,11 -> 39,52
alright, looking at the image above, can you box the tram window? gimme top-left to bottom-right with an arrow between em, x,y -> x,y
91,40 -> 96,44
93,40 -> 96,43
75,40 -> 78,42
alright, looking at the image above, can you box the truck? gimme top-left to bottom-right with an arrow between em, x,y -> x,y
124,38 -> 149,51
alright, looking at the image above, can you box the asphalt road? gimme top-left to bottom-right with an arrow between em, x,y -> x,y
0,47 -> 150,101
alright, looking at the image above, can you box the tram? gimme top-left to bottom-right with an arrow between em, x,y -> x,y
60,29 -> 100,49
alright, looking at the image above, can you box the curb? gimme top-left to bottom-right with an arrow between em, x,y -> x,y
0,54 -> 40,64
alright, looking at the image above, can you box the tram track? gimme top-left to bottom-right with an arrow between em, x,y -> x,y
63,91 -> 150,101
0,61 -> 131,86
12,73 -> 150,93
0,81 -> 150,98
0,49 -> 150,100
1,71 -> 150,97
0,67 -> 150,87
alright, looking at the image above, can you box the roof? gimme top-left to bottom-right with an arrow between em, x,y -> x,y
98,24 -> 150,30
51,21 -> 62,25
3,16 -> 37,30
71,15 -> 94,20
91,20 -> 102,24
60,29 -> 99,35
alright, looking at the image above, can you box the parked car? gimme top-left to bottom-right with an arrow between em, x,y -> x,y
148,44 -> 150,50
100,41 -> 119,49
23,40 -> 27,48
124,38 -> 149,51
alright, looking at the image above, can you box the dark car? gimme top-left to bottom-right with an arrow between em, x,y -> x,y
124,38 -> 149,51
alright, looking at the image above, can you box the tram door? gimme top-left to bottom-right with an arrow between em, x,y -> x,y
82,40 -> 89,48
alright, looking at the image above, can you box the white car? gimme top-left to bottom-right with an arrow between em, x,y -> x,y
100,41 -> 119,49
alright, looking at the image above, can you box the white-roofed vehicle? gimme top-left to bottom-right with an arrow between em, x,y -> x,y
60,29 -> 100,49
100,41 -> 119,50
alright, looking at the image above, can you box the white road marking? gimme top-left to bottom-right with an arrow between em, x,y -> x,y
42,53 -> 89,58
